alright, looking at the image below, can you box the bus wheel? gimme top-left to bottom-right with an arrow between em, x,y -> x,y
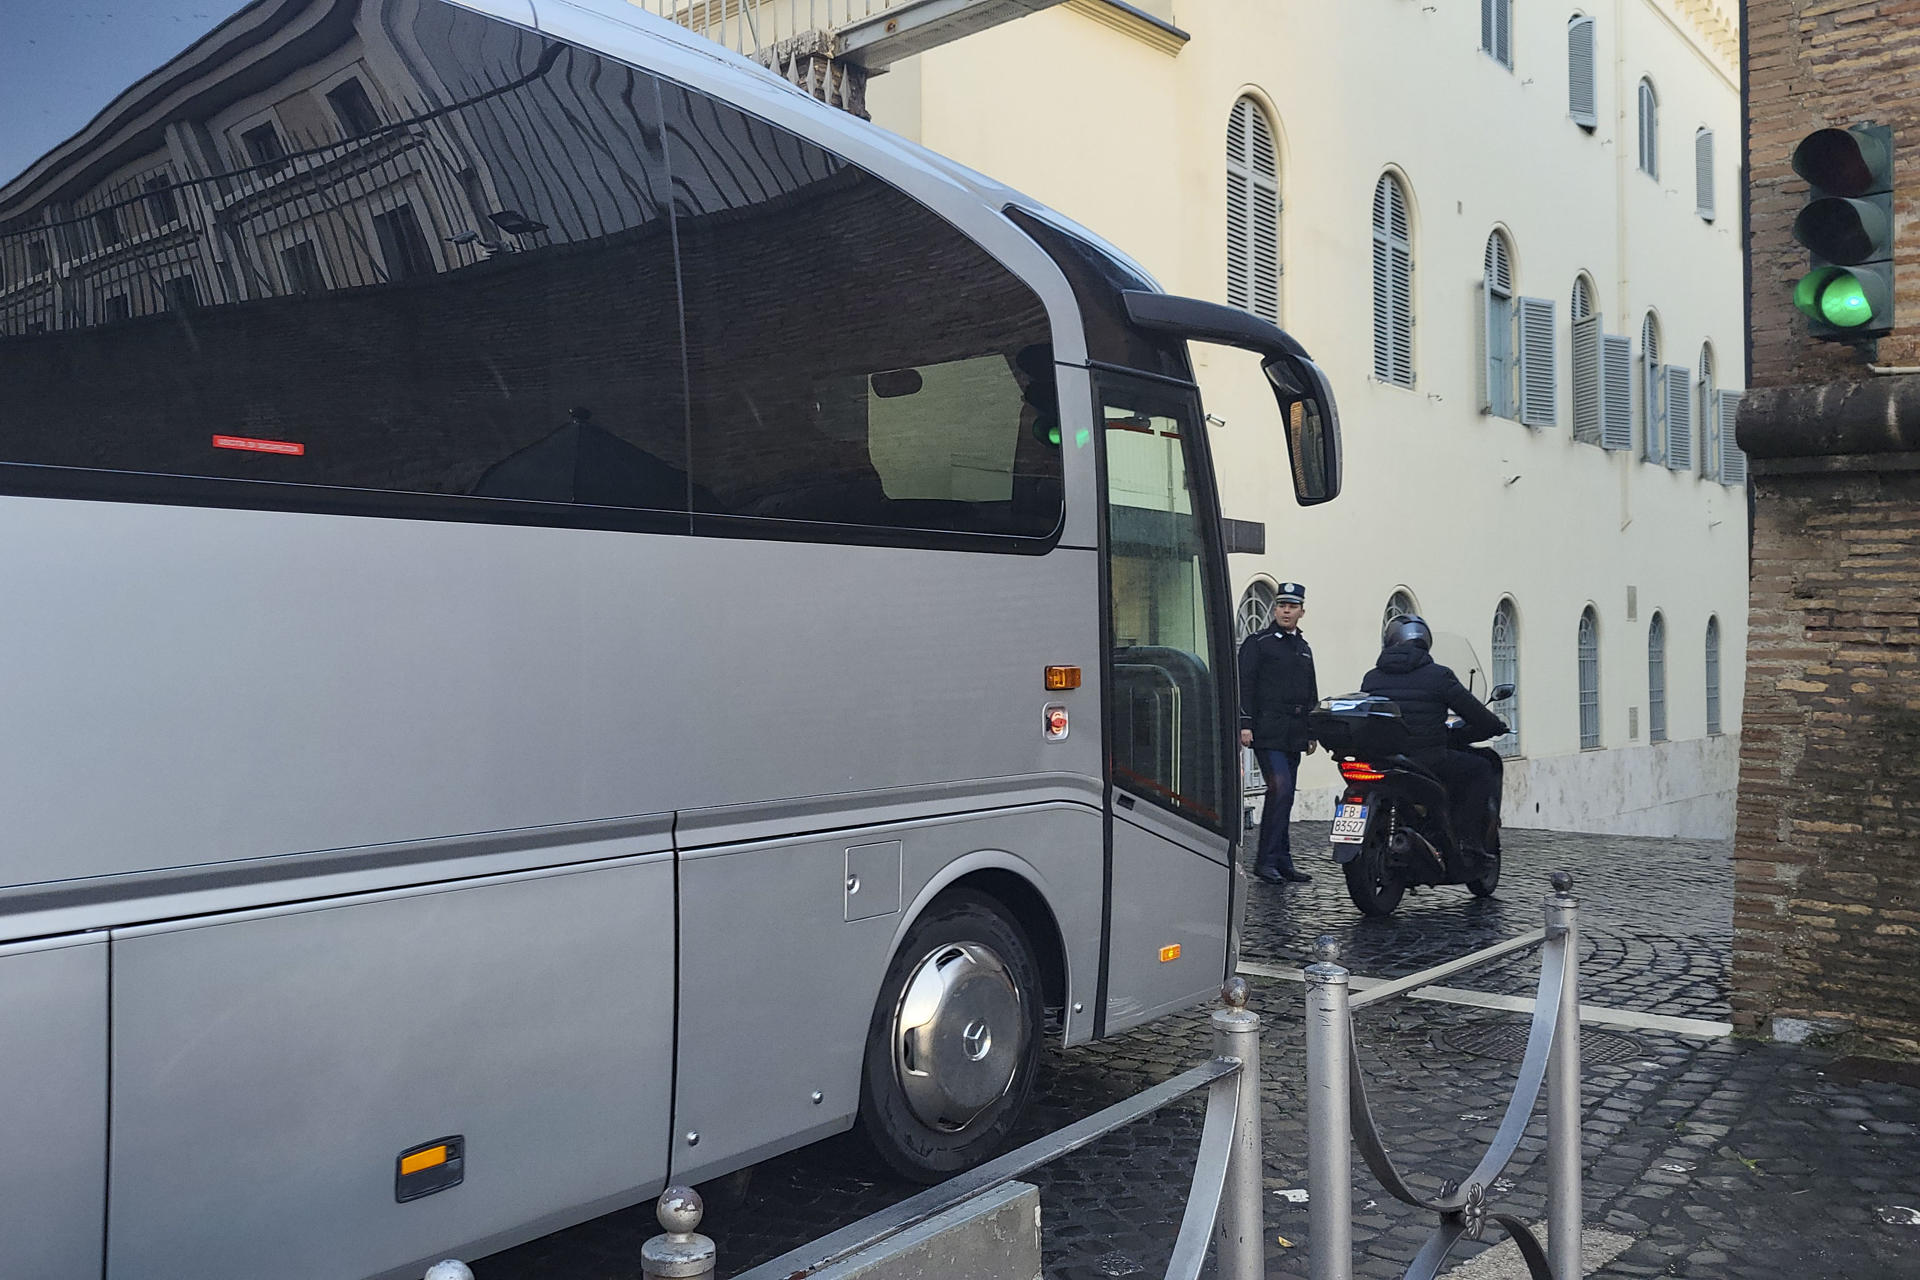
856,890 -> 1043,1183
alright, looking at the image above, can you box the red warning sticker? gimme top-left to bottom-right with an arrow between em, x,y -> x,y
212,434 -> 305,456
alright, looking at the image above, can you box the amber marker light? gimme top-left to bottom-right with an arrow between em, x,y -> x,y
399,1145 -> 449,1176
1044,665 -> 1082,690
1159,944 -> 1182,963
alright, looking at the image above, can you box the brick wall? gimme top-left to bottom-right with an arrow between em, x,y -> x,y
1739,1 -> 1920,1056
1732,456 -> 1920,1055
1747,0 -> 1920,387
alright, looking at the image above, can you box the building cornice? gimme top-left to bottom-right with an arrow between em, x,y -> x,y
1065,0 -> 1188,57
1650,0 -> 1739,88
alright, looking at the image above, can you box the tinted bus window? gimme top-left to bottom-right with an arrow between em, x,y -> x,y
0,2 -> 690,520
664,87 -> 1061,538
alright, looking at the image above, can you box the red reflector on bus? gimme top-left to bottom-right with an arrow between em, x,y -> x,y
1338,760 -> 1386,783
213,434 -> 305,456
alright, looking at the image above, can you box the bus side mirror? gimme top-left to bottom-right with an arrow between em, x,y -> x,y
1263,354 -> 1342,506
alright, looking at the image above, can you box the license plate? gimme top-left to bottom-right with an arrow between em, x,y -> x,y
1331,802 -> 1369,844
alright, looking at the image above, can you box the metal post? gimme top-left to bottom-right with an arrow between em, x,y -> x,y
1305,936 -> 1353,1280
1211,977 -> 1264,1280
642,1186 -> 717,1280
1545,872 -> 1583,1279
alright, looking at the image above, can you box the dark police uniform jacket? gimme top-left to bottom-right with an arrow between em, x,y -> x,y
1237,624 -> 1318,753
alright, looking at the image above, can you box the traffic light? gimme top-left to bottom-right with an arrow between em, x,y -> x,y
1791,123 -> 1895,340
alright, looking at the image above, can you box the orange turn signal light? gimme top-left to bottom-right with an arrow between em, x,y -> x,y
399,1145 -> 449,1176
1159,944 -> 1182,963
1044,665 -> 1082,691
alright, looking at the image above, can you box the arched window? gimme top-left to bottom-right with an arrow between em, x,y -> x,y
1492,598 -> 1520,757
1705,616 -> 1723,735
1571,274 -> 1602,445
1698,344 -> 1719,480
1372,173 -> 1414,388
1483,231 -> 1516,418
1640,311 -> 1663,463
1383,589 -> 1418,641
1578,607 -> 1601,749
1568,15 -> 1598,129
1637,78 -> 1659,177
1226,97 -> 1280,324
1482,0 -> 1513,68
1235,578 -> 1278,643
1648,611 -> 1668,742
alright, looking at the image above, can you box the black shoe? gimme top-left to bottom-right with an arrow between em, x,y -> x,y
1253,865 -> 1287,883
1282,870 -> 1313,884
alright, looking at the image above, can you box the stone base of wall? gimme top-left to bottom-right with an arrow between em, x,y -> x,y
1286,733 -> 1739,838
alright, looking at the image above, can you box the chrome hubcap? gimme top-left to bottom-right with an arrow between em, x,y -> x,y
892,942 -> 1025,1131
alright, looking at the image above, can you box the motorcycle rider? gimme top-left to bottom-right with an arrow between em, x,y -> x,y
1359,615 -> 1508,873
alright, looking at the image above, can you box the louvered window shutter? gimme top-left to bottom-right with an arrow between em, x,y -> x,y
1226,99 -> 1280,324
1700,373 -> 1721,480
1482,0 -> 1495,55
1645,357 -> 1667,462
1495,0 -> 1512,67
1664,364 -> 1693,470
1227,105 -> 1250,313
1572,313 -> 1603,443
1518,297 -> 1557,427
1639,83 -> 1658,178
1373,177 -> 1413,388
1601,334 -> 1633,450
1568,18 -> 1598,128
1695,129 -> 1715,220
1718,390 -> 1747,485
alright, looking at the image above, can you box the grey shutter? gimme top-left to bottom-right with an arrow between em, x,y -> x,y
1664,363 -> 1693,470
1645,357 -> 1666,462
1482,282 -> 1514,417
1700,372 -> 1721,480
1226,103 -> 1250,313
1718,390 -> 1747,485
1601,334 -> 1633,450
1495,0 -> 1512,67
1572,313 -> 1603,443
1250,112 -> 1280,323
1639,83 -> 1658,178
1695,128 -> 1715,220
1568,17 -> 1598,128
1482,0 -> 1494,55
1518,296 -> 1557,427
1373,178 -> 1413,388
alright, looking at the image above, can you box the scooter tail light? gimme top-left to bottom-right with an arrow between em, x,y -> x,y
1338,760 -> 1386,783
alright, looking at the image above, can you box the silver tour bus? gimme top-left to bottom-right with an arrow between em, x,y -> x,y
0,1 -> 1340,1275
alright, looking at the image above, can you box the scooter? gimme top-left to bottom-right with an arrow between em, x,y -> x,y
1307,684 -> 1515,917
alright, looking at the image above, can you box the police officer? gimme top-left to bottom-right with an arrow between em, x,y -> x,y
1237,582 -> 1317,884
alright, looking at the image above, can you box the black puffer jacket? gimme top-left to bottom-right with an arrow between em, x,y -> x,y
1359,642 -> 1508,756
1238,625 -> 1318,752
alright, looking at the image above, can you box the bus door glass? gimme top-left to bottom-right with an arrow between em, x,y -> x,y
1097,376 -> 1228,833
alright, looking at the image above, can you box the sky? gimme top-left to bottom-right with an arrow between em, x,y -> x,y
0,2 -> 256,186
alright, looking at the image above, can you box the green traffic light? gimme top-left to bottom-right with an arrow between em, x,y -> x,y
1820,274 -> 1872,327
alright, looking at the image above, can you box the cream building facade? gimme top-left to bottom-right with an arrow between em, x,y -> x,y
864,0 -> 1749,836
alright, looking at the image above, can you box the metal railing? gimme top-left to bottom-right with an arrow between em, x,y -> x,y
422,981 -> 1268,1280
1306,872 -> 1583,1280
628,0 -> 921,58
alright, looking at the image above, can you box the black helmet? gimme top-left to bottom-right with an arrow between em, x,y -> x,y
1383,613 -> 1433,651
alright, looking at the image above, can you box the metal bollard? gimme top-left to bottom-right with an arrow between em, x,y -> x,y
423,1263 -> 474,1280
1304,936 -> 1353,1280
642,1185 -> 716,1280
1545,871 -> 1583,1280
1211,976 -> 1264,1280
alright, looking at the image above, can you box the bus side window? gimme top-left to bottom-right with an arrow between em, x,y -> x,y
663,85 -> 1060,540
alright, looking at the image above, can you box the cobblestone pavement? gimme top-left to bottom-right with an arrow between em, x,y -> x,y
1239,823 -> 1733,1021
476,828 -> 1920,1280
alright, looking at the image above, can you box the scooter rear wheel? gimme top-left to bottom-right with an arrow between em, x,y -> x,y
1344,836 -> 1405,916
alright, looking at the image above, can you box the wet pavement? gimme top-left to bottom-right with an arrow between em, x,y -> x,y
475,826 -> 1920,1280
